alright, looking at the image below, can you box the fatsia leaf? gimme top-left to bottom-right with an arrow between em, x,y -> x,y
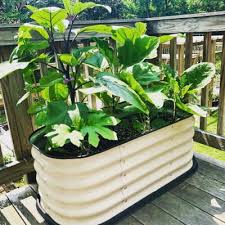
118,36 -> 159,67
73,2 -> 111,15
96,72 -> 149,114
19,23 -> 49,39
132,62 -> 161,85
81,111 -> 120,147
46,124 -> 84,147
180,62 -> 215,90
0,61 -> 29,79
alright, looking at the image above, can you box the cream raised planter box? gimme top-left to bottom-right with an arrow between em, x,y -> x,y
32,116 -> 197,225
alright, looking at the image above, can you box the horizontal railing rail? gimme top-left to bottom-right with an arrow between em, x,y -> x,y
0,11 -> 225,185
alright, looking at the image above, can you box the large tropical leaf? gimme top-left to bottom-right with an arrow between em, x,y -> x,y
73,2 -> 111,15
176,97 -> 207,117
180,62 -> 215,90
84,52 -> 108,70
41,83 -> 69,102
75,25 -> 113,36
132,62 -> 161,85
29,7 -> 68,32
45,101 -> 69,126
39,70 -> 63,87
59,54 -> 78,66
0,61 -> 29,79
81,111 -> 119,147
112,22 -> 147,45
18,23 -> 49,39
96,72 -> 149,114
118,36 -> 159,67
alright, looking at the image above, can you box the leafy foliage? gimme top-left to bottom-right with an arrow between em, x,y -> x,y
0,1 -> 216,157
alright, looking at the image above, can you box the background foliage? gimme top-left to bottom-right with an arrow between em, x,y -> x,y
1,0 -> 225,23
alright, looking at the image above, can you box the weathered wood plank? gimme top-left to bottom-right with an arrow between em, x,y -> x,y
196,159 -> 225,184
149,11 -> 225,34
133,203 -> 184,225
185,33 -> 193,69
170,37 -> 177,70
0,145 -> 4,166
194,128 -> 225,151
171,182 -> 225,223
186,172 -> 225,202
218,33 -> 225,136
200,33 -> 212,131
1,12 -> 225,46
0,194 -> 25,225
153,192 -> 225,225
0,160 -> 34,186
178,44 -> 184,75
6,186 -> 46,225
116,216 -> 143,225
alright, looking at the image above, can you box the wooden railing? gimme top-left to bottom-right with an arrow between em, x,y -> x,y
1,11 -> 225,185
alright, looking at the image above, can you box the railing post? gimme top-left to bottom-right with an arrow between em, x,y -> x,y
200,33 -> 212,130
0,46 -> 35,183
218,34 -> 225,135
185,33 -> 193,69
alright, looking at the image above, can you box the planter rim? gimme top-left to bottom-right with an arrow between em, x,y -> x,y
31,115 -> 193,160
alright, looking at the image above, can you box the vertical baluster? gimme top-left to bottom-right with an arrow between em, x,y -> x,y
170,37 -> 177,70
83,41 -> 97,109
208,39 -> 216,108
200,33 -> 212,130
217,33 -> 225,135
0,145 -> 3,166
178,44 -> 185,75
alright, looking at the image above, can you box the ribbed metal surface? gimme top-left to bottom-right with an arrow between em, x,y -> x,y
32,117 -> 195,225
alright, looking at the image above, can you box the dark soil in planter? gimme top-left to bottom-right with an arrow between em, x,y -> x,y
31,109 -> 191,159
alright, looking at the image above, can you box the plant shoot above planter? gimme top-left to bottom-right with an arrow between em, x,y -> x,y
0,0 -> 216,157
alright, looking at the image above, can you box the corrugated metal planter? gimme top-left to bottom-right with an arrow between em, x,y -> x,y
32,116 -> 196,225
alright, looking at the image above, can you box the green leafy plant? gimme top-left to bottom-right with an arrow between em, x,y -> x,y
0,0 -> 216,157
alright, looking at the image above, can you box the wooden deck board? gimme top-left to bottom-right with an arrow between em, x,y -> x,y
133,203 -> 184,225
1,158 -> 225,225
171,182 -> 225,223
153,192 -> 225,225
6,186 -> 46,225
0,195 -> 25,225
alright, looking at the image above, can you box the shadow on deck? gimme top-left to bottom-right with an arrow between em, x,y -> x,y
0,158 -> 225,225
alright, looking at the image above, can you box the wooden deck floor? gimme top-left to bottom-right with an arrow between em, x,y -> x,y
1,158 -> 225,225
